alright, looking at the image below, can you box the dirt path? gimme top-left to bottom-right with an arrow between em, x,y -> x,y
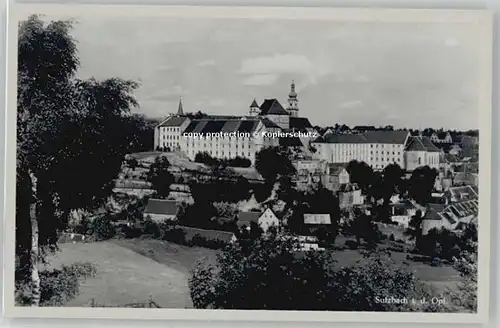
45,241 -> 192,308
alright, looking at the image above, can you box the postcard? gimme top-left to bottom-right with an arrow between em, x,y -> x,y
3,3 -> 492,324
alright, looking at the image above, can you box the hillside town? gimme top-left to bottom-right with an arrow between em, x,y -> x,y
16,14 -> 480,313
116,81 -> 479,248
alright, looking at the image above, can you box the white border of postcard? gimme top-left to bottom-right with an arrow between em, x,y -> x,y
2,3 -> 493,324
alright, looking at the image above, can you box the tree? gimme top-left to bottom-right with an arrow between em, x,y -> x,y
189,235 -> 434,311
404,210 -> 424,250
346,160 -> 375,194
16,16 -> 139,304
346,210 -> 381,248
126,158 -> 139,171
452,250 -> 477,312
255,147 -> 296,183
146,156 -> 174,198
408,166 -> 438,205
382,163 -> 405,200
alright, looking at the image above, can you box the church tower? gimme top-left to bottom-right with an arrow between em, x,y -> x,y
287,80 -> 299,117
249,98 -> 260,116
177,97 -> 184,116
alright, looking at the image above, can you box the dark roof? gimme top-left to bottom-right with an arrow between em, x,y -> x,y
437,131 -> 449,139
279,136 -> 303,147
314,131 -> 409,145
316,133 -> 369,144
250,99 -> 259,108
183,118 -> 260,135
177,99 -> 184,115
183,120 -> 199,133
237,211 -> 261,226
144,199 -> 179,215
259,99 -> 289,115
420,136 -> 440,152
405,136 -> 440,152
352,125 -> 376,131
261,118 -> 280,128
201,120 -> 227,134
180,226 -> 236,243
289,117 -> 313,131
363,131 -> 409,144
158,116 -> 189,127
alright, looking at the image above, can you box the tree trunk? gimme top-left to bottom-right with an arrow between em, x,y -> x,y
29,170 -> 41,306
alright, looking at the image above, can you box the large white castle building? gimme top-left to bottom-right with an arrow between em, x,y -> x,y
311,131 -> 440,171
154,81 -> 441,171
154,81 -> 315,164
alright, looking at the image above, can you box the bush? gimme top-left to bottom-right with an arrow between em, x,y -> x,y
143,218 -> 161,238
15,262 -> 96,306
160,225 -> 187,244
189,235 -> 439,311
90,216 -> 116,241
188,234 -> 226,250
345,240 -> 358,250
73,216 -> 91,235
116,224 -> 143,239
389,233 -> 395,242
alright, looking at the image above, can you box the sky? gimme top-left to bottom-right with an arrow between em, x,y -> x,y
25,11 -> 483,130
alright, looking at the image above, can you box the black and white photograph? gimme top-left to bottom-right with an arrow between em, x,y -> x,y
3,4 -> 492,323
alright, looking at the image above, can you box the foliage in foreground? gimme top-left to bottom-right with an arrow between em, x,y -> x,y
188,235 -> 463,312
16,262 -> 97,306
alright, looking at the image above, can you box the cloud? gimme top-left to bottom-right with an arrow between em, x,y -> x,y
444,37 -> 460,47
339,100 -> 364,109
197,60 -> 216,67
242,74 -> 280,86
239,54 -> 314,75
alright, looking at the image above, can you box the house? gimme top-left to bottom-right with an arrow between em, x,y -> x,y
351,125 -> 376,133
403,136 -> 440,171
446,185 -> 479,202
321,163 -> 350,192
180,226 -> 238,244
453,172 -> 479,187
236,208 -> 279,232
422,199 -> 478,234
303,214 -> 331,225
154,99 -> 191,151
338,184 -> 364,209
448,144 -> 462,156
311,130 -> 410,171
143,199 -> 180,222
429,131 -> 453,144
390,201 -> 417,228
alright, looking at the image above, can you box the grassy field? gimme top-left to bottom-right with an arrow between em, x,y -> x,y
44,239 -> 217,308
46,237 -> 460,308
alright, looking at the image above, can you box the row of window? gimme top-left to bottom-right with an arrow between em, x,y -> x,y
371,150 -> 400,155
162,127 -> 180,132
185,143 -> 253,150
189,150 -> 253,158
163,135 -> 179,140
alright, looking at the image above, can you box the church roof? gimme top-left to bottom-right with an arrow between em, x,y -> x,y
250,99 -> 259,108
405,136 -> 440,152
261,118 -> 280,128
177,98 -> 184,115
289,117 -> 312,131
259,99 -> 289,115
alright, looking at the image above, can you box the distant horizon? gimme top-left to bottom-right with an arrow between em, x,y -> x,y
24,12 -> 483,131
140,103 -> 479,133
